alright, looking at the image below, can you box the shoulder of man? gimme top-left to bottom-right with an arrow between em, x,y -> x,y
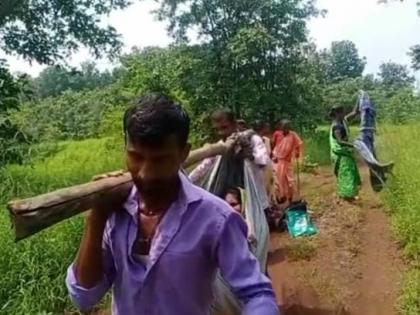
250,133 -> 264,144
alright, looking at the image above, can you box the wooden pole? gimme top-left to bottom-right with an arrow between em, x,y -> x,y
8,135 -> 240,241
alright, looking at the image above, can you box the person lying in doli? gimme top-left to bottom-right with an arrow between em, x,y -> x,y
346,90 -> 394,192
189,108 -> 271,273
223,187 -> 257,249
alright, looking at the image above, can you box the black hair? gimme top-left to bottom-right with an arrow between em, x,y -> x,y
211,108 -> 236,123
253,120 -> 267,132
123,93 -> 190,147
328,105 -> 344,119
224,187 -> 242,204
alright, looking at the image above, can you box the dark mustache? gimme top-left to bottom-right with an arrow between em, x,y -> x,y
133,178 -> 170,191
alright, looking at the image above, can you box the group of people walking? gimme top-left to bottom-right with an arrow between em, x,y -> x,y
65,91 -> 392,315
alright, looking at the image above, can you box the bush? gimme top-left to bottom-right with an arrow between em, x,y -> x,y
381,89 -> 420,124
9,86 -> 134,143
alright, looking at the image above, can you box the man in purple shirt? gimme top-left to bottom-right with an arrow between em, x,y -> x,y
66,94 -> 279,315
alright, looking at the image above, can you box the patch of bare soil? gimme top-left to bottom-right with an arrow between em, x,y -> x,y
268,167 -> 404,315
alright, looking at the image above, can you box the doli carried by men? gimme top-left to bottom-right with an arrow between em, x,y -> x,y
190,109 -> 272,271
7,96 -> 282,315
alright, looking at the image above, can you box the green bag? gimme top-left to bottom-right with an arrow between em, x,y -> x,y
286,204 -> 318,238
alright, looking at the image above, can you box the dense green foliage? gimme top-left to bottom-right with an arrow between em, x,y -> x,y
0,60 -> 33,165
10,85 -> 132,142
153,0 -> 325,127
0,0 -> 134,165
32,62 -> 115,99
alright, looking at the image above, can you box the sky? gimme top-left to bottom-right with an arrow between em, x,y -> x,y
3,0 -> 420,77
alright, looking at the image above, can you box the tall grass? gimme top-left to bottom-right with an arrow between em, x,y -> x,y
305,124 -> 420,314
0,137 -> 124,314
380,124 -> 420,315
303,128 -> 330,166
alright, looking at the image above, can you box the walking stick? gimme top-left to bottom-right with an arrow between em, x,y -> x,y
296,158 -> 301,198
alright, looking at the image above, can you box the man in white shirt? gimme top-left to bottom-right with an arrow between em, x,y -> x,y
190,109 -> 270,210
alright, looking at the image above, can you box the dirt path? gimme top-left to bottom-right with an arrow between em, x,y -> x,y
268,166 -> 404,315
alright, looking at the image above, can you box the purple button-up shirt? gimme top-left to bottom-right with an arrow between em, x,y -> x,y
66,173 -> 279,315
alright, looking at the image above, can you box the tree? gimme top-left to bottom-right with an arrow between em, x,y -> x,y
0,60 -> 32,164
0,60 -> 21,112
409,45 -> 420,70
154,0 -> 323,127
0,0 -> 135,165
0,0 -> 132,65
322,75 -> 384,109
378,61 -> 415,89
382,88 -> 420,124
322,40 -> 366,82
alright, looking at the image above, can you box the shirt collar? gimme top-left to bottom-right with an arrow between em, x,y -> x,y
123,171 -> 202,220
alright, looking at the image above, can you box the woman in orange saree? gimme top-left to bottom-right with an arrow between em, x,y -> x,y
272,120 -> 303,204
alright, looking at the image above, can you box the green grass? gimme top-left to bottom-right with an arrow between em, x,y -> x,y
304,129 -> 330,166
398,269 -> 420,315
379,124 -> 420,315
0,137 -> 124,314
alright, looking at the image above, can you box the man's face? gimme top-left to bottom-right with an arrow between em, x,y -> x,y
261,123 -> 270,136
212,117 -> 236,139
126,135 -> 190,196
237,122 -> 247,132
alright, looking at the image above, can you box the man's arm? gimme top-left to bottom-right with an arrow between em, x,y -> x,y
66,210 -> 116,311
250,135 -> 269,166
215,212 -> 280,315
189,157 -> 216,184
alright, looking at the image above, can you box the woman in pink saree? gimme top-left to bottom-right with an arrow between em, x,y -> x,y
272,120 -> 303,204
